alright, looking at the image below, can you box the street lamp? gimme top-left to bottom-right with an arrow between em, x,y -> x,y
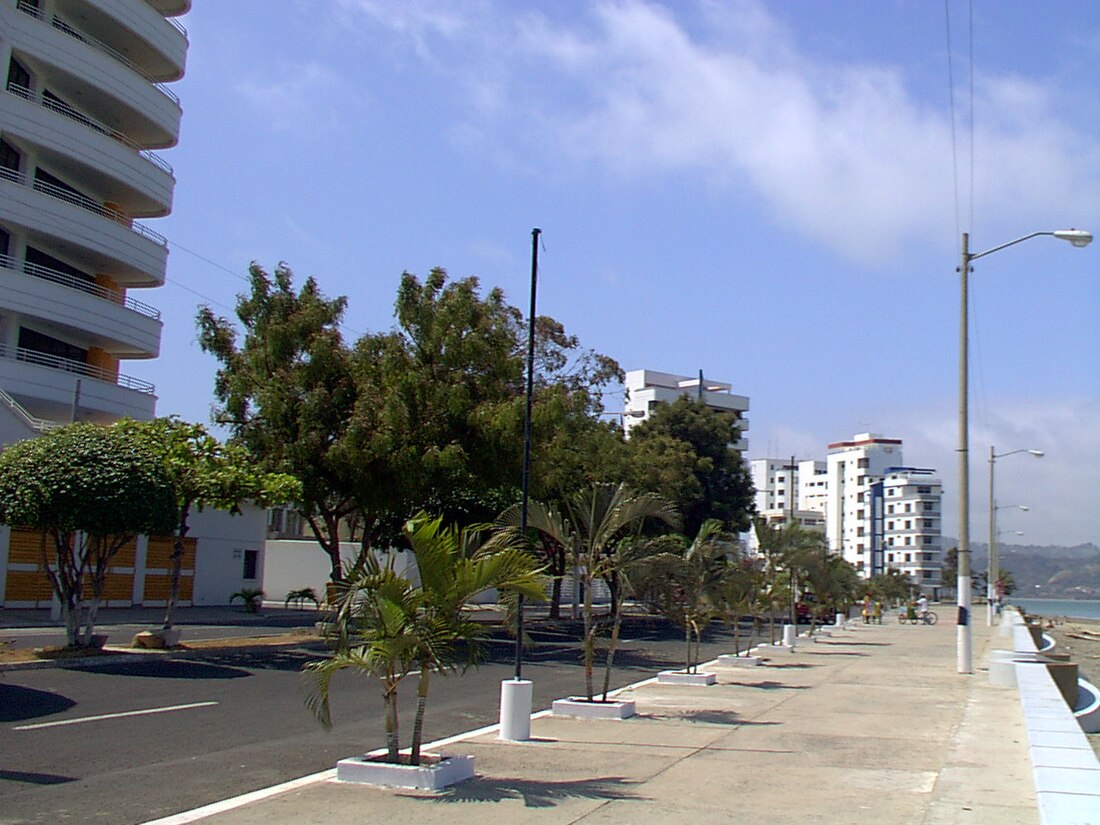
987,447 -> 1042,625
956,228 -> 1090,674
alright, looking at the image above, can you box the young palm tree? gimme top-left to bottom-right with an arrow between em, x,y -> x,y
305,514 -> 545,766
507,483 -> 678,701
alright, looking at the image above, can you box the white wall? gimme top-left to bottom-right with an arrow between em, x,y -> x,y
262,539 -> 420,604
188,504 -> 267,606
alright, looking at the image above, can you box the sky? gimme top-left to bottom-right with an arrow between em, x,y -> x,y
130,0 -> 1100,547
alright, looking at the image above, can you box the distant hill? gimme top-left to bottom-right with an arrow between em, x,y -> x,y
942,540 -> 1100,599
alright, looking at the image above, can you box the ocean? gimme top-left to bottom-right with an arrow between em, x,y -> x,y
1010,598 -> 1100,621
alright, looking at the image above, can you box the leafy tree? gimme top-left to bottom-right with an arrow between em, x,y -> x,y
627,397 -> 754,537
117,417 -> 301,630
0,424 -> 177,646
868,568 -> 914,606
635,520 -> 740,673
305,515 -> 544,765
517,483 -> 678,702
197,263 -> 359,582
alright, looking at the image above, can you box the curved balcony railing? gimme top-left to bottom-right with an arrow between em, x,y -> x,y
145,1 -> 189,38
0,342 -> 156,395
15,0 -> 181,108
5,83 -> 173,176
0,252 -> 162,321
0,164 -> 168,247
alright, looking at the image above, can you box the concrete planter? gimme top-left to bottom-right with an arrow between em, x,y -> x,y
716,654 -> 762,667
336,753 -> 475,790
552,697 -> 636,719
657,670 -> 717,686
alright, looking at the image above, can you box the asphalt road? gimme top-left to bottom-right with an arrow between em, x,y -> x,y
0,617 -> 754,825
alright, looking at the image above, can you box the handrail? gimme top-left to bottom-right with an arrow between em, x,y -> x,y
0,342 -> 156,395
5,83 -> 174,177
150,2 -> 189,38
0,384 -> 60,431
0,252 -> 162,321
14,1 -> 181,108
29,173 -> 168,246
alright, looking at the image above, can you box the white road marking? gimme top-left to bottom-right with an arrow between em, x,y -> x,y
13,701 -> 218,731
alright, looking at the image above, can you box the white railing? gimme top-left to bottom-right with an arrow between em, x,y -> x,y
144,1 -> 189,38
0,384 -> 60,431
5,83 -> 174,177
0,253 -> 162,321
0,342 -> 156,395
15,1 -> 181,108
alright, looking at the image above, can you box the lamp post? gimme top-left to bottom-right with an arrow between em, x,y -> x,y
987,447 -> 1042,624
956,228 -> 1091,674
499,227 -> 540,741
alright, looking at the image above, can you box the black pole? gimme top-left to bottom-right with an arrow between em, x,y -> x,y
515,227 -> 540,681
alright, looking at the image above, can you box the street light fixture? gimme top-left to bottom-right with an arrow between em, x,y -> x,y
987,449 -> 1042,625
956,229 -> 1090,674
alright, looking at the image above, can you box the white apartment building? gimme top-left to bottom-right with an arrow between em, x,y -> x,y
0,0 -> 187,429
623,369 -> 749,451
750,433 -> 942,592
0,1 -> 268,610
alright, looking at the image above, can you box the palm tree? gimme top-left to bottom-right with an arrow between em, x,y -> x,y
305,514 -> 545,765
507,483 -> 678,702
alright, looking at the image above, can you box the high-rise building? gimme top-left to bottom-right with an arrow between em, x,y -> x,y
751,433 -> 943,593
0,0 -> 188,433
622,369 -> 749,452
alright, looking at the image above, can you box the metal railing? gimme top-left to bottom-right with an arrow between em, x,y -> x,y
144,1 -> 189,38
0,384 -> 60,431
5,83 -> 174,177
15,0 -> 181,108
0,342 -> 156,395
0,163 -> 168,247
0,253 -> 162,320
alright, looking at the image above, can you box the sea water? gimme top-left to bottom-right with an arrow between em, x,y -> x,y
1010,598 -> 1100,621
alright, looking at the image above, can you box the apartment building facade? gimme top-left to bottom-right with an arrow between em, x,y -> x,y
623,369 -> 749,452
751,433 -> 943,592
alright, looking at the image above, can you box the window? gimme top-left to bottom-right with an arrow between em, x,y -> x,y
923,536 -> 933,545
857,492 -> 864,503
905,553 -> 912,562
25,246 -> 96,289
905,520 -> 912,529
922,571 -> 933,580
923,502 -> 934,512
0,138 -> 20,174
922,553 -> 933,562
904,537 -> 912,546
904,503 -> 912,512
917,486 -> 931,494
857,526 -> 865,537
242,549 -> 259,580
887,553 -> 894,562
888,504 -> 895,514
858,458 -> 869,468
6,57 -> 31,91
18,326 -> 87,364
0,226 -> 9,257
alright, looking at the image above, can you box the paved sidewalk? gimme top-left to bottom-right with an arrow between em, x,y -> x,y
146,617 -> 1039,825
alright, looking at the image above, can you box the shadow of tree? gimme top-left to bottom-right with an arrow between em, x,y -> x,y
0,769 -> 78,785
0,684 -> 76,722
80,659 -> 251,679
763,662 -> 816,669
722,680 -> 810,691
805,651 -> 868,657
637,708 -> 781,726
815,640 -> 890,647
175,646 -> 326,673
408,775 -> 646,808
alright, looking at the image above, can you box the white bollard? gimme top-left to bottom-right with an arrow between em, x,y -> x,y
782,623 -> 797,648
835,613 -> 846,628
498,678 -> 533,741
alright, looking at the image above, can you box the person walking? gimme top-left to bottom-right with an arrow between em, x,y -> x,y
861,594 -> 872,624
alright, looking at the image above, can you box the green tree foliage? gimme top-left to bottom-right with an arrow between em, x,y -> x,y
305,515 -> 544,764
0,424 -> 177,646
197,262 -> 358,582
627,397 -> 754,537
869,569 -> 915,605
118,417 -> 301,629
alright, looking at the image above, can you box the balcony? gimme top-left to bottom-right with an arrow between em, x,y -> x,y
56,0 -> 188,82
9,1 -> 181,147
0,252 -> 162,357
0,342 -> 156,421
3,83 -> 174,216
0,167 -> 168,286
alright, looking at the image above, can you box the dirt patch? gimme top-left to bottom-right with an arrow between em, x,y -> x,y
178,629 -> 322,650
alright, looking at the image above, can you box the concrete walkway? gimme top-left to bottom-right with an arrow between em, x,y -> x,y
144,616 -> 1040,825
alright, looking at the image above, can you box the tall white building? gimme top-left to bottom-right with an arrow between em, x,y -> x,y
0,0 -> 188,431
623,369 -> 749,451
751,433 -> 943,592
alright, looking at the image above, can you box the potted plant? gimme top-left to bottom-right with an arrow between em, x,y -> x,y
305,514 -> 544,788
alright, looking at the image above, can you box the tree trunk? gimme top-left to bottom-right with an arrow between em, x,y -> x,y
582,565 -> 595,701
549,574 -> 562,621
383,681 -> 400,763
164,503 -> 191,630
601,597 -> 624,701
307,512 -> 344,584
684,622 -> 691,673
410,667 -> 430,766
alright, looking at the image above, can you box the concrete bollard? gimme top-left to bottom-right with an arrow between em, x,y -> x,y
499,678 -> 533,741
835,613 -> 846,628
782,624 -> 797,648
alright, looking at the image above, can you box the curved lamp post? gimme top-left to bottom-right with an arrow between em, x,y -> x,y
956,228 -> 1090,674
987,449 -> 1042,624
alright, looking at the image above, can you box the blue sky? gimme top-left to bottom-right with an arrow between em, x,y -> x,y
133,1 -> 1099,546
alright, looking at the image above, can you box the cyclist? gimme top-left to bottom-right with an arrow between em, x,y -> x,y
916,594 -> 929,624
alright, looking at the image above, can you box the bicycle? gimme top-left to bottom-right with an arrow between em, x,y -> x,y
897,610 -> 938,625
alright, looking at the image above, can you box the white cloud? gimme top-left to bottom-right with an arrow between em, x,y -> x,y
338,0 -> 1100,267
234,63 -> 347,136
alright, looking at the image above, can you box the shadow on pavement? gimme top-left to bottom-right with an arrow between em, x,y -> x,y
178,646 -> 325,673
412,775 -> 646,807
0,769 -> 78,785
723,680 -> 810,691
639,709 -> 781,726
0,683 -> 76,722
79,659 -> 251,679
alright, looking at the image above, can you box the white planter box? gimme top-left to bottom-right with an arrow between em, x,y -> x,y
716,654 -> 762,667
552,697 -> 636,719
336,753 -> 475,790
657,670 -> 717,686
